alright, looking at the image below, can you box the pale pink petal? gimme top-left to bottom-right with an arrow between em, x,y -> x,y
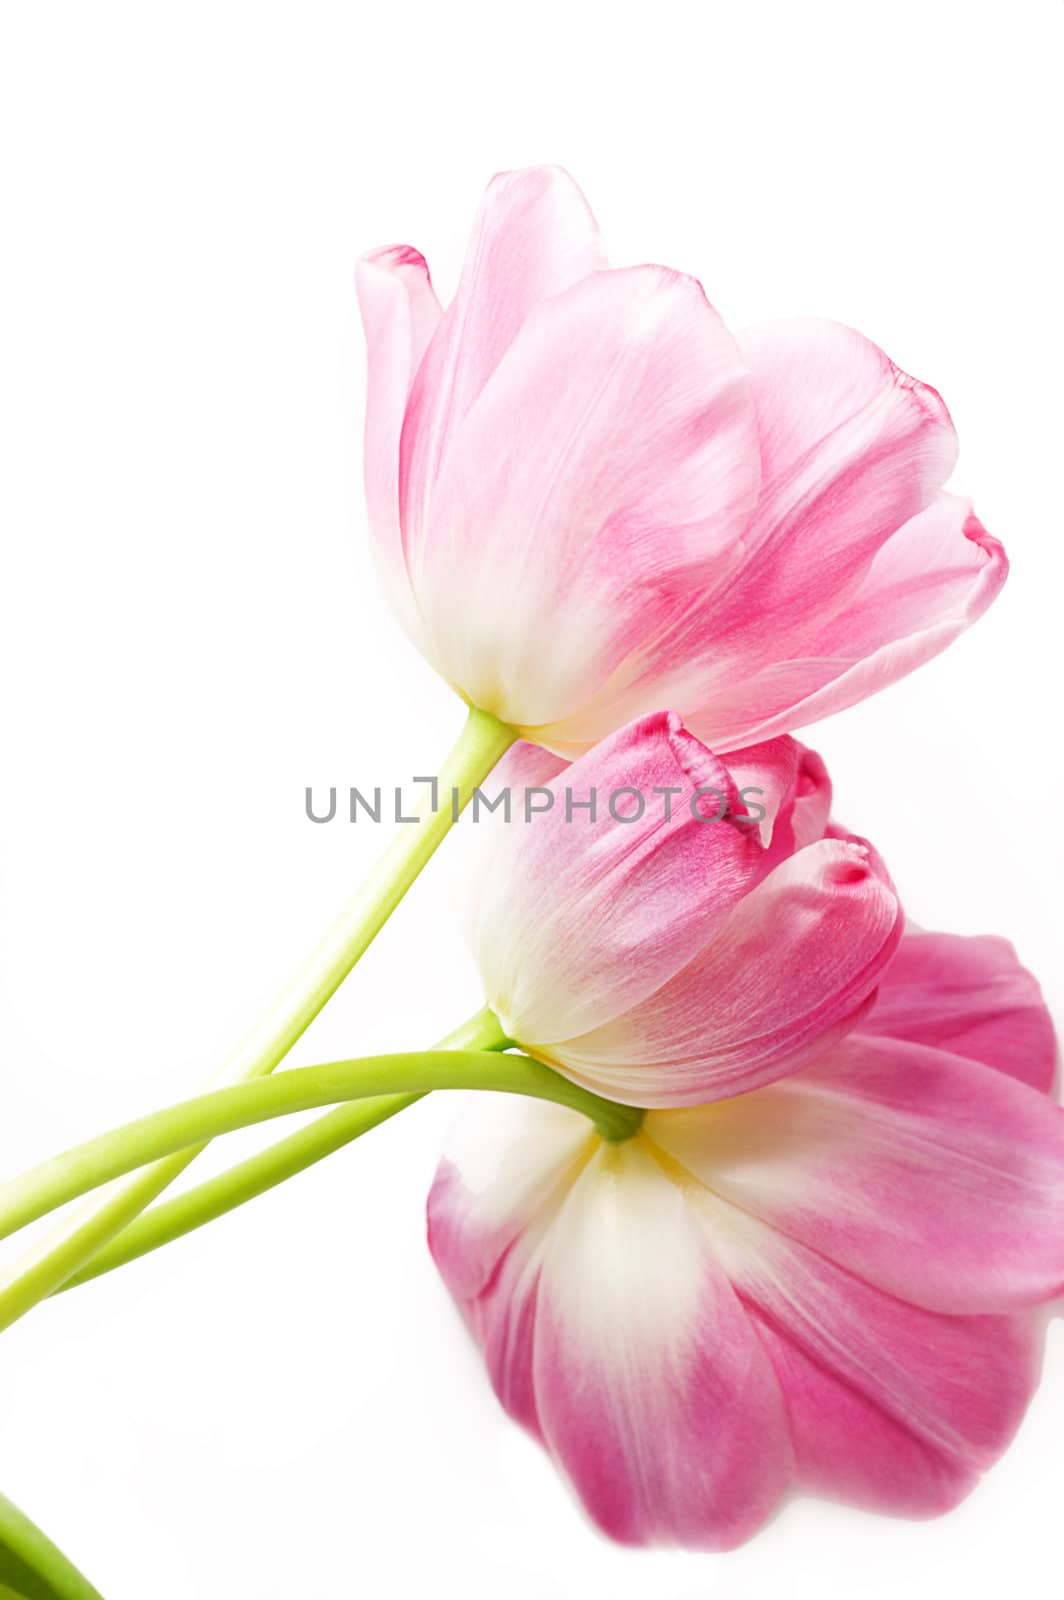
360,183 -> 1008,756
468,713 -> 769,1048
545,833 -> 901,1106
429,1113 -> 792,1549
685,493 -> 1006,748
532,318 -> 966,753
859,929 -> 1056,1092
648,1035 -> 1064,1314
431,1072 -> 1058,1543
717,736 -> 800,847
674,1172 -> 1045,1518
410,266 -> 759,730
732,317 -> 959,611
476,735 -> 830,860
428,1095 -> 594,1303
786,747 -> 833,849
478,738 -> 570,798
533,1139 -> 791,1548
743,1268 -> 1042,1518
399,166 -> 605,571
355,246 -> 442,633
724,738 -> 832,853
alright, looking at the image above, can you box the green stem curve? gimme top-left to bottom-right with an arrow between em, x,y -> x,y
0,1046 -> 642,1254
0,1491 -> 104,1600
0,707 -> 515,1333
58,1094 -> 417,1292
61,1008 -> 507,1292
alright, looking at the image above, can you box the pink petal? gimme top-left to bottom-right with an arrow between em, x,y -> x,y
716,736 -> 800,847
533,1139 -> 792,1548
428,1095 -> 594,1304
468,713 -> 769,1049
355,245 -> 442,634
429,1109 -> 792,1549
744,1266 -> 1042,1519
431,1075 -> 1060,1544
732,317 -> 959,612
533,324 -> 995,756
859,929 -> 1056,1092
479,738 -> 570,796
686,492 -> 1006,748
724,738 -> 832,853
409,264 -> 759,730
650,1142 -> 1047,1518
648,1035 -> 1064,1314
490,734 -> 826,852
547,833 -> 902,1107
399,166 -> 605,577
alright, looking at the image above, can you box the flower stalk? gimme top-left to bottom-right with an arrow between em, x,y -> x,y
0,1035 -> 643,1266
0,706 -> 515,1332
59,1006 -> 510,1293
0,1490 -> 104,1600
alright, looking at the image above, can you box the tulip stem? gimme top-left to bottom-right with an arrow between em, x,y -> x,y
0,705 -> 516,1333
0,1490 -> 105,1600
0,1041 -> 642,1250
56,1095 -> 418,1292
58,1007 -> 512,1293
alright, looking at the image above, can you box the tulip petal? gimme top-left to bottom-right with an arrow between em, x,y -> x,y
686,492 -> 1007,748
533,318 -> 968,753
355,246 -> 442,632
400,166 -> 606,568
428,1095 -> 594,1303
431,1066 -> 1059,1543
648,1120 -> 1045,1516
533,1139 -> 792,1548
716,736 -> 800,847
740,1254 -> 1041,1518
648,1034 -> 1064,1314
468,713 -> 769,1047
547,834 -> 901,1106
360,178 -> 1008,755
725,738 -> 832,853
429,1108 -> 792,1549
477,738 -> 570,797
481,734 -> 829,854
732,317 -> 959,610
858,930 -> 1056,1091
410,265 -> 760,729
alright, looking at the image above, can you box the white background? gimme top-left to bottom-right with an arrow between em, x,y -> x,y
1,2 -> 1062,1596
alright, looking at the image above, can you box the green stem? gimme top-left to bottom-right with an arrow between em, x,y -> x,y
0,1491 -> 105,1600
0,1042 -> 641,1252
0,707 -> 515,1333
58,1096 -> 415,1292
60,1009 -> 508,1293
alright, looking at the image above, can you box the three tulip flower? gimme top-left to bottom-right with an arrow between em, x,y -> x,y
355,166 -> 1059,1549
1,160 -> 1054,1600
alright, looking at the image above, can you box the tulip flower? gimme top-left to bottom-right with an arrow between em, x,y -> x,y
463,711 -> 902,1108
357,166 -> 1006,756
428,929 -> 1063,1549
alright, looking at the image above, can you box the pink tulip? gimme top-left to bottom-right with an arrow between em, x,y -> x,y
428,929 -> 1062,1549
464,711 -> 902,1108
357,167 -> 1005,755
